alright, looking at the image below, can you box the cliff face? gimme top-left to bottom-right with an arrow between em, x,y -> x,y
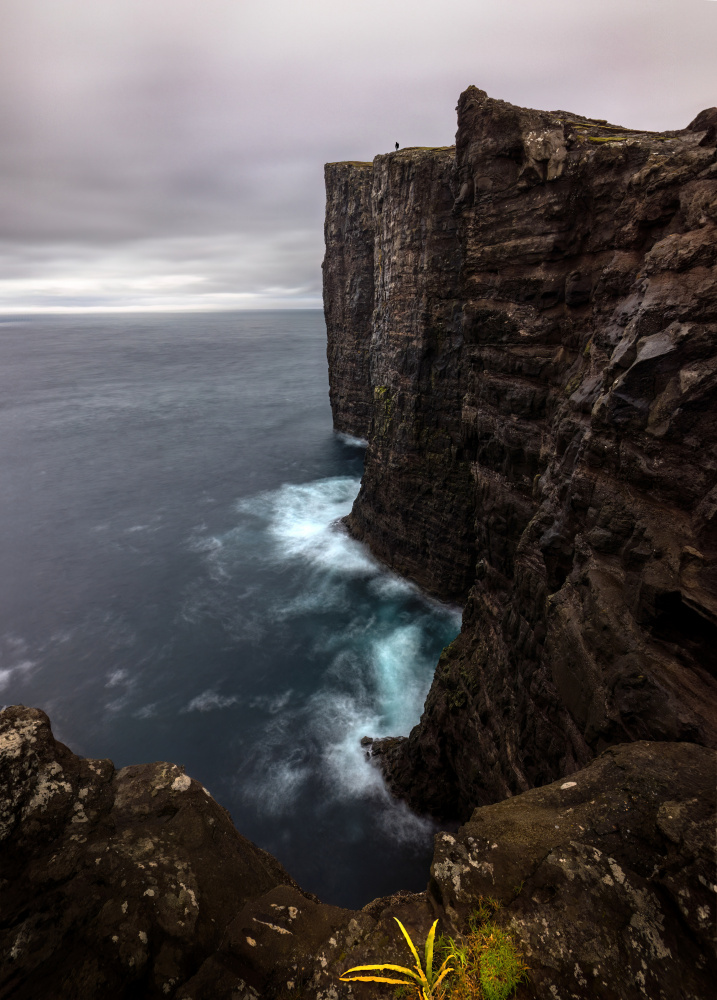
323,87 -> 717,818
323,161 -> 375,439
341,146 -> 478,596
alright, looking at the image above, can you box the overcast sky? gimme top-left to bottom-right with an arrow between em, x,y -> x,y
0,0 -> 714,312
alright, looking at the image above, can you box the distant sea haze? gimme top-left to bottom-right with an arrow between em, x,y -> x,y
0,311 -> 460,906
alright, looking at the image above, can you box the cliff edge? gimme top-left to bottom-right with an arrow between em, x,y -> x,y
323,86 -> 717,819
2,706 -> 715,999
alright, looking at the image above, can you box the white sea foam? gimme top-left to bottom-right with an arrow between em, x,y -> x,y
106,668 -> 128,688
370,624 -> 428,732
271,578 -> 349,620
315,690 -> 385,798
12,660 -> 34,675
189,534 -> 223,553
184,689 -> 239,713
377,797 -> 435,844
49,629 -> 74,645
134,703 -> 158,719
105,696 -> 131,714
238,625 -> 439,844
335,432 -> 368,448
190,473 -> 460,850
236,477 -> 376,576
301,684 -> 435,846
238,710 -> 312,814
0,660 -> 36,692
261,756 -> 311,815
248,689 -> 294,715
6,635 -> 28,650
369,573 -> 417,600
189,477 -> 372,584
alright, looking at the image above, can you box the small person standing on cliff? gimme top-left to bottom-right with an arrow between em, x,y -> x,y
395,141 -> 399,150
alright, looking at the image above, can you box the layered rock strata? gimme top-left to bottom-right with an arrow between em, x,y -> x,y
2,706 -> 715,1000
323,87 -> 717,818
323,161 -> 375,439
326,146 -> 476,596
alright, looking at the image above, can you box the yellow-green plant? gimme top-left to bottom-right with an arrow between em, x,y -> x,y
340,917 -> 454,999
439,900 -> 528,1000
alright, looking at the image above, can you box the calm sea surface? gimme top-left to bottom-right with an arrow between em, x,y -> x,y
0,311 -> 460,907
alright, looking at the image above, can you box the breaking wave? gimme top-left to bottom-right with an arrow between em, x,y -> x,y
185,475 -> 460,850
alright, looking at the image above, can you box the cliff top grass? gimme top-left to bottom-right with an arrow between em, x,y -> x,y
325,159 -> 373,167
437,900 -> 529,1000
327,146 -> 455,169
559,117 -> 679,143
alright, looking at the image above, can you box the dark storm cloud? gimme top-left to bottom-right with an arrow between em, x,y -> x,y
0,0 -> 714,311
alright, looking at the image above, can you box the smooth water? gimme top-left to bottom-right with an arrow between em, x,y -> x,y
0,311 -> 460,907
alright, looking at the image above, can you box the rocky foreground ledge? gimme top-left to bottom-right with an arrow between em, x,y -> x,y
1,706 -> 715,999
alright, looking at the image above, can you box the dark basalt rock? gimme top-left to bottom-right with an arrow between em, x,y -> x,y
429,741 -> 717,1000
323,161 -> 375,440
323,86 -> 717,819
0,705 -> 301,998
1,706 -> 715,998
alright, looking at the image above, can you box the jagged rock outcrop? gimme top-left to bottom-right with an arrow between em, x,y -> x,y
2,707 -> 715,999
0,705 -> 301,998
429,740 -> 717,1000
323,86 -> 717,819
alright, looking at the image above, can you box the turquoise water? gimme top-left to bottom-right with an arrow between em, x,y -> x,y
0,311 -> 460,906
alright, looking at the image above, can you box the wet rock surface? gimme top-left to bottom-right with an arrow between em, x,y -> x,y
323,86 -> 717,818
2,707 -> 715,998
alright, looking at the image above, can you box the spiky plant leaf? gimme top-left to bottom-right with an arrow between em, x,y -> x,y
425,919 -> 438,980
340,963 -> 420,983
394,918 -> 427,984
340,916 -> 457,998
340,975 -> 418,986
394,920 -> 421,967
431,961 -> 455,990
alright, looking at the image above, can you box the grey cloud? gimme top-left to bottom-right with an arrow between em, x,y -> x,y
0,231 -> 323,312
0,0 -> 714,310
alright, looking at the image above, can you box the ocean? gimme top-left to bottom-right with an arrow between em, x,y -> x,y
0,310 -> 460,907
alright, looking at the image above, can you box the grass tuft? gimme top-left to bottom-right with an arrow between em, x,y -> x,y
436,899 -> 529,1000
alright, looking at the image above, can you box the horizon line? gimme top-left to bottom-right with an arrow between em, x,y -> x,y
0,302 -> 324,316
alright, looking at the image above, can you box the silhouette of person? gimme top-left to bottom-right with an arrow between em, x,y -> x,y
395,141 -> 399,151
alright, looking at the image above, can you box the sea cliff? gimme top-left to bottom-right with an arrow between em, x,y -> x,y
1,86 -> 716,1000
324,86 -> 717,819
